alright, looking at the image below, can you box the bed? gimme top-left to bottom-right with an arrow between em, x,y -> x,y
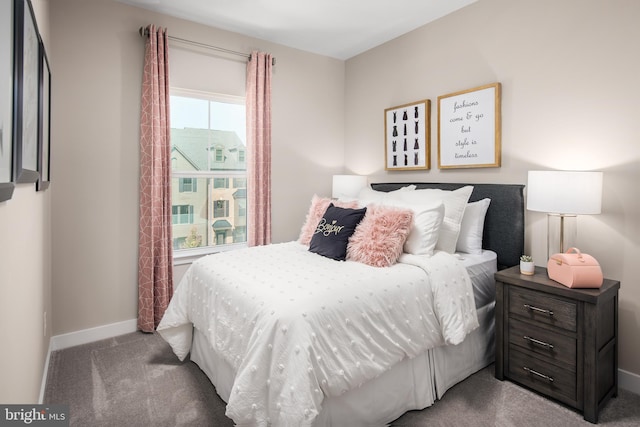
158,182 -> 525,427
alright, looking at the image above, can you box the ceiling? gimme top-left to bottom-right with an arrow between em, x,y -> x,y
118,0 -> 477,60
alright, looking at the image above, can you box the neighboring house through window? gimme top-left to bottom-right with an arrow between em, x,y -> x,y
170,89 -> 247,255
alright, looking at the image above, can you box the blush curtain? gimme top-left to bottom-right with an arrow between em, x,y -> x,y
246,51 -> 273,246
137,25 -> 173,332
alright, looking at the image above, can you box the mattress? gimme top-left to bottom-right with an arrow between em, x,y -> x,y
456,250 -> 497,308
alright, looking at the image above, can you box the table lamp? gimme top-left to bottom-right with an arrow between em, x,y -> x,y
527,170 -> 603,259
332,175 -> 368,200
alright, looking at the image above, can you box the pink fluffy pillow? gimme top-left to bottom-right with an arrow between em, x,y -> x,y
347,205 -> 414,267
299,195 -> 358,245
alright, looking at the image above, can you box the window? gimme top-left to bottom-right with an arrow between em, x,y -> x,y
214,147 -> 224,163
170,89 -> 247,256
213,178 -> 229,189
213,200 -> 229,218
172,205 -> 193,224
178,178 -> 197,192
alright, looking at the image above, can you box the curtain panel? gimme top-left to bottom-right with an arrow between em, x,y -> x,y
138,25 -> 173,332
246,51 -> 273,247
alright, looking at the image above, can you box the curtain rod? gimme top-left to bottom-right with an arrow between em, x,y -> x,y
138,27 -> 276,66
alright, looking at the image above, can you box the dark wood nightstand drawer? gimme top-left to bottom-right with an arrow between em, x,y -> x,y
508,317 -> 576,366
509,286 -> 577,332
508,347 -> 577,406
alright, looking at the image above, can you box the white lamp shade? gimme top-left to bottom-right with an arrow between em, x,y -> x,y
332,175 -> 368,200
527,170 -> 603,214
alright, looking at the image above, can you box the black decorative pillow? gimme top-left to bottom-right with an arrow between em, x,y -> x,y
309,204 -> 367,261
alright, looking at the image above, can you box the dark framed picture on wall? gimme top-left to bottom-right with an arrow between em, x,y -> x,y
13,0 -> 41,184
36,41 -> 50,191
384,99 -> 431,171
0,0 -> 15,202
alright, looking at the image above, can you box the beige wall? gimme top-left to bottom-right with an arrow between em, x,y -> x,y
49,0 -> 345,335
345,0 -> 640,375
0,0 -> 52,403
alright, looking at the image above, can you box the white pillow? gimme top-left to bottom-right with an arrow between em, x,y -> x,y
357,184 -> 416,206
456,198 -> 491,254
395,186 -> 473,253
384,200 -> 445,256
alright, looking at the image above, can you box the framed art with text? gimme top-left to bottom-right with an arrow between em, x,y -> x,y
0,0 -> 15,202
384,99 -> 431,171
36,40 -> 50,191
13,0 -> 41,184
437,82 -> 501,169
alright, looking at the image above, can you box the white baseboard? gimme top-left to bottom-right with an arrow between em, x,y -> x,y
50,318 -> 138,352
619,368 -> 640,395
39,342 -> 52,404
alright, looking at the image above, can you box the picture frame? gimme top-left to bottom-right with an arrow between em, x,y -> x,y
384,99 -> 431,171
36,40 -> 50,191
0,0 -> 15,202
437,82 -> 501,169
13,0 -> 41,184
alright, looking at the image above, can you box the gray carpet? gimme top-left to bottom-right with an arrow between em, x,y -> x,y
44,331 -> 640,426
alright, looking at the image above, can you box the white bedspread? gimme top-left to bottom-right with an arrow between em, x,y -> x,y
157,242 -> 478,427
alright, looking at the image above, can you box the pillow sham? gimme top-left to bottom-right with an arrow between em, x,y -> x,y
299,195 -> 358,246
347,205 -> 414,267
309,204 -> 367,261
383,200 -> 445,256
456,198 -> 491,254
396,186 -> 473,254
357,184 -> 416,206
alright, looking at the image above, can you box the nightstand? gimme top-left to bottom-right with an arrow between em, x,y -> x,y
495,265 -> 620,424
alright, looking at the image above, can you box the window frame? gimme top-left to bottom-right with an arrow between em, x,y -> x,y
170,88 -> 248,264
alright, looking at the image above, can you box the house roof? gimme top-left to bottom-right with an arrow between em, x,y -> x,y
171,128 -> 246,171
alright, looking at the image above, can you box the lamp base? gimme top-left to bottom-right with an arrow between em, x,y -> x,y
547,214 -> 577,258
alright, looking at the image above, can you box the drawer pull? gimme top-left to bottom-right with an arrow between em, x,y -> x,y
523,304 -> 554,316
523,335 -> 554,349
523,366 -> 554,382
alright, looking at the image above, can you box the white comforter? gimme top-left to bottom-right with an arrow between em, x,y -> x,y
157,242 -> 478,427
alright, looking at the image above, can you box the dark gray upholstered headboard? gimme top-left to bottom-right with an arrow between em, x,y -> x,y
370,182 -> 525,270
